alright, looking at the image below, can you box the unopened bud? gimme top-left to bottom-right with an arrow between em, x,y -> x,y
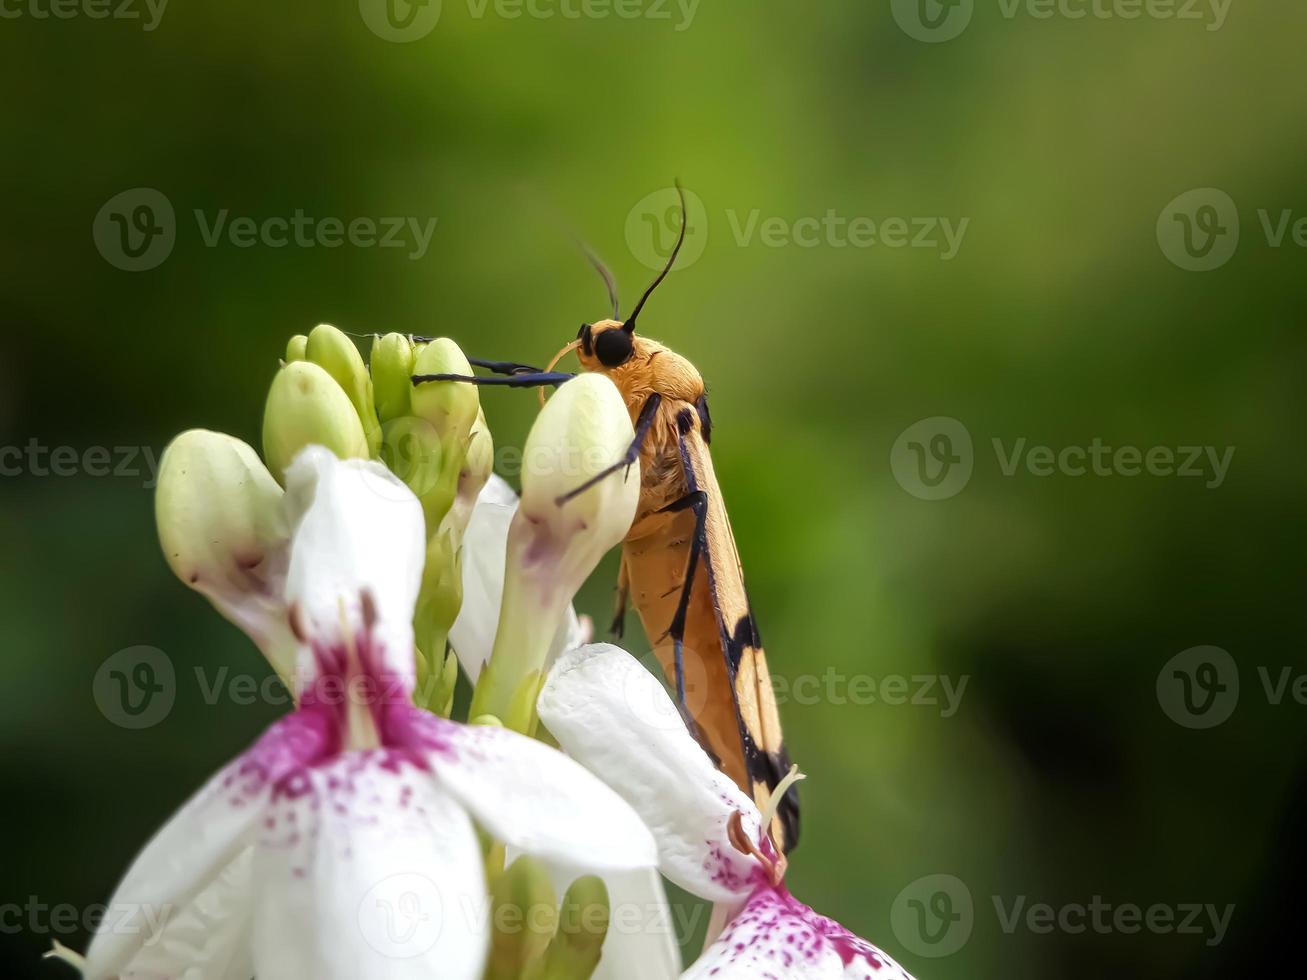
262,361 -> 369,485
155,430 -> 296,681
541,876 -> 610,980
470,375 -> 638,731
484,856 -> 558,980
409,338 -> 481,528
370,332 -> 416,423
439,406 -> 494,541
305,323 -> 382,455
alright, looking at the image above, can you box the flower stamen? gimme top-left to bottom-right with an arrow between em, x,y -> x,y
727,810 -> 788,886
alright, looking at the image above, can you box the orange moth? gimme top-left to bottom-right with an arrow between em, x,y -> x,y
413,183 -> 799,851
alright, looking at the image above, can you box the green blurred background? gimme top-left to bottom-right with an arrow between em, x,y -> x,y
2,2 -> 1304,977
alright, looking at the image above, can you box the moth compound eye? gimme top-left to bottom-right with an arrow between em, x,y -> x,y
594,327 -> 633,368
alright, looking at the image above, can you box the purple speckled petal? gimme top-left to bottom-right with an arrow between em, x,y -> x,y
682,886 -> 917,980
84,708 -> 334,980
393,706 -> 657,875
538,645 -> 765,903
250,751 -> 487,980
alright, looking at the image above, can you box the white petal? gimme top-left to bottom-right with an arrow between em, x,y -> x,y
283,447 -> 426,685
251,752 -> 487,980
119,850 -> 256,980
681,887 -> 917,980
589,869 -> 682,980
388,707 -> 656,874
538,645 -> 763,903
449,474 -> 584,681
85,710 -> 333,979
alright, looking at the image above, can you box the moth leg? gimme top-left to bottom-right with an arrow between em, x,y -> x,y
611,555 -> 630,638
466,357 -> 546,376
405,337 -> 544,374
411,371 -> 575,390
656,489 -> 710,730
555,393 -> 662,505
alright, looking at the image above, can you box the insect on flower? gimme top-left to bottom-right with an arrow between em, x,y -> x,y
412,182 -> 800,853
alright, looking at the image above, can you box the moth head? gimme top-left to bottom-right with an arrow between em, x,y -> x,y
559,179 -> 688,377
576,319 -> 635,370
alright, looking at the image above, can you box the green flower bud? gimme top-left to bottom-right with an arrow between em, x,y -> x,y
540,877 -> 610,980
262,361 -> 369,485
411,338 -> 480,441
470,375 -> 638,731
305,323 -> 383,456
379,415 -> 446,503
155,430 -> 296,682
438,406 -> 494,541
484,856 -> 558,980
369,332 -> 416,423
413,529 -> 462,678
285,334 -> 308,362
409,338 -> 480,529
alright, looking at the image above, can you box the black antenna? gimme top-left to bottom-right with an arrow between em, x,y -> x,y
578,239 -> 620,320
624,179 -> 687,334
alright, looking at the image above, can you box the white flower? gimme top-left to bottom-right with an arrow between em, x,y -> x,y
449,474 -> 588,683
451,474 -> 680,980
539,645 -> 918,980
83,449 -> 656,980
